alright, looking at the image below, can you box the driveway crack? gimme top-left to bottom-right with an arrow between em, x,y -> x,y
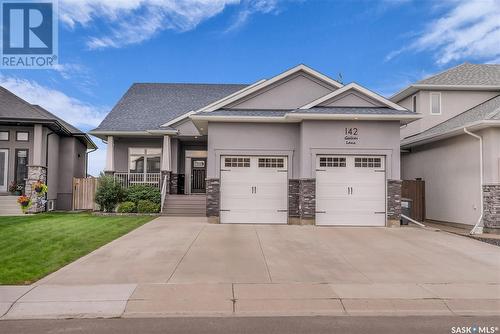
166,225 -> 205,283
255,227 -> 273,283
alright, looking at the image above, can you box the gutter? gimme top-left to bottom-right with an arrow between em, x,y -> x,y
85,147 -> 97,177
463,127 -> 484,235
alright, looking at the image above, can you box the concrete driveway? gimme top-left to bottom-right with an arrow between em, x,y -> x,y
2,217 -> 500,319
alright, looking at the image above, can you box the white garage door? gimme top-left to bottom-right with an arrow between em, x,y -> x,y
316,155 -> 386,226
220,156 -> 288,224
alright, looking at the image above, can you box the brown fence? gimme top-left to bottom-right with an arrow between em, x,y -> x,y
401,180 -> 425,222
72,177 -> 99,211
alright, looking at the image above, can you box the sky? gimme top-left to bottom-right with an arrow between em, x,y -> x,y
1,0 -> 499,175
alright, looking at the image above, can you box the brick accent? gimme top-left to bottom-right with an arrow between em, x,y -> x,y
387,179 -> 402,227
288,179 -> 300,218
25,165 -> 47,214
299,179 -> 316,224
169,173 -> 179,195
483,184 -> 500,232
206,178 -> 220,222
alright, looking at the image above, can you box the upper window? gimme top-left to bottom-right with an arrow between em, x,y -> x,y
0,131 -> 8,141
225,157 -> 250,168
355,157 -> 382,168
16,131 -> 29,141
129,148 -> 161,174
258,158 -> 284,168
430,93 -> 441,115
412,95 -> 417,112
319,157 -> 346,168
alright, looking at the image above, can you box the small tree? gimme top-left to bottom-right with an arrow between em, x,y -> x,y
94,173 -> 124,212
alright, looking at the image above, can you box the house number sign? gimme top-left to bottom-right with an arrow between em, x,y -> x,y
344,127 -> 359,145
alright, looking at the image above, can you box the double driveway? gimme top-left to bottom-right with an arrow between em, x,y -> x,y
1,217 -> 499,318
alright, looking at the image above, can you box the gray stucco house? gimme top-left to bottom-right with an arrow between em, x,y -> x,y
0,87 -> 97,215
91,64 -> 420,226
392,63 -> 500,233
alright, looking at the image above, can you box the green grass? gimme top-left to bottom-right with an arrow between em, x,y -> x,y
0,212 -> 155,285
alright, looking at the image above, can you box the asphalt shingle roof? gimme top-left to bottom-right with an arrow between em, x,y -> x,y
403,95 -> 500,145
200,107 -> 413,117
417,63 -> 500,86
93,83 -> 248,131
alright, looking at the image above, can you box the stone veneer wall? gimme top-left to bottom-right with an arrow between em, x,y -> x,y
25,165 -> 47,214
169,173 -> 178,195
206,178 -> 220,223
299,179 -> 316,224
387,179 -> 402,227
483,184 -> 500,232
288,180 -> 300,223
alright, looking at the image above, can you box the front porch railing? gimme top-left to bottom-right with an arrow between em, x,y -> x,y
114,172 -> 162,189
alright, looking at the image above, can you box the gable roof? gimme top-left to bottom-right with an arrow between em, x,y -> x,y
300,83 -> 406,110
197,64 -> 343,113
91,83 -> 248,133
391,63 -> 500,102
0,87 -> 96,149
402,94 -> 500,148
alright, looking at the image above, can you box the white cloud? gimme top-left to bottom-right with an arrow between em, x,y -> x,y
59,0 -> 280,49
387,0 -> 500,64
87,139 -> 106,176
0,76 -> 107,129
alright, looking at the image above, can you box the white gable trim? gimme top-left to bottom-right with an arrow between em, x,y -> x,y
198,64 -> 343,113
299,83 -> 406,111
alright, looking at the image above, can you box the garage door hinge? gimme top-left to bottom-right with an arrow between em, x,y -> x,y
374,170 -> 385,172
315,211 -> 326,214
277,170 -> 287,172
374,211 -> 386,214
316,169 -> 326,172
277,209 -> 288,212
220,209 -> 231,212
221,169 -> 230,172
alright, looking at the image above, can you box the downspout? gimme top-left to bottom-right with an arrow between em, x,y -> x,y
463,128 -> 483,235
45,130 -> 55,212
85,147 -> 97,176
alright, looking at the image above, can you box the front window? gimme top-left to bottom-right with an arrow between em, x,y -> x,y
129,148 -> 161,174
15,149 -> 28,185
430,93 -> 441,115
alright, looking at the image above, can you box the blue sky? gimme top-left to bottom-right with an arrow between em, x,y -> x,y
1,0 -> 499,175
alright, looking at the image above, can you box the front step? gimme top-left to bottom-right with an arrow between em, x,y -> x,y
0,196 -> 24,216
162,194 -> 207,217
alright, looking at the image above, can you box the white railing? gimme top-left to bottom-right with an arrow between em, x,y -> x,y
114,172 -> 162,189
160,174 -> 168,213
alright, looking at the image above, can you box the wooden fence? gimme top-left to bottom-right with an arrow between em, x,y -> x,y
401,180 -> 426,222
72,177 -> 99,211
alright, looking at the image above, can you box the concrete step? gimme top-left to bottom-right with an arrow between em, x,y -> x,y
162,194 -> 207,217
0,196 -> 23,215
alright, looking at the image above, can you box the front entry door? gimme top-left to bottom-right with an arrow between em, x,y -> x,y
191,158 -> 206,193
0,149 -> 8,192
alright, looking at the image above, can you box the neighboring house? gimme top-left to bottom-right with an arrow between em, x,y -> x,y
0,87 -> 97,214
391,63 -> 500,233
91,64 -> 419,226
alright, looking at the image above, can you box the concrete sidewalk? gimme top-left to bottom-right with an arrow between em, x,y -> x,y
1,216 -> 499,319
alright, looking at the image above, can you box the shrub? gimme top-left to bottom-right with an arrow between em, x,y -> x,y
94,173 -> 124,212
137,200 -> 160,213
125,184 -> 161,206
117,201 -> 136,213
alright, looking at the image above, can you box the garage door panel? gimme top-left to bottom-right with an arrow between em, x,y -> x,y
318,212 -> 385,226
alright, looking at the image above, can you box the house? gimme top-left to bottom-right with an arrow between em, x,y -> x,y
391,63 -> 500,233
0,87 -> 97,214
91,64 -> 420,226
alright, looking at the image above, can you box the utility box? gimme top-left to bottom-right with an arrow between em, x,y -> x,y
401,198 -> 413,225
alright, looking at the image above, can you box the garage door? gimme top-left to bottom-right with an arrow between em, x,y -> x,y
316,155 -> 386,226
220,156 -> 288,224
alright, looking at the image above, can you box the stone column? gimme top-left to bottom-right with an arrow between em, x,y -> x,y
387,179 -> 402,227
104,135 -> 115,175
206,178 -> 220,224
25,165 -> 47,213
299,179 -> 316,225
288,179 -> 300,224
483,184 -> 500,233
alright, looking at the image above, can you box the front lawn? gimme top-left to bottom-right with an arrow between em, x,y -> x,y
0,212 -> 155,285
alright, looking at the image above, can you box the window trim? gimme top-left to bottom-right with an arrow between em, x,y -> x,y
127,147 -> 162,174
0,131 -> 9,141
429,92 -> 442,115
15,131 -> 29,142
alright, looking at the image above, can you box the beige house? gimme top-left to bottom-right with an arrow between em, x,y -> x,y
392,63 -> 500,233
91,64 -> 420,226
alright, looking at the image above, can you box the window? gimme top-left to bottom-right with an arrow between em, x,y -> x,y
355,157 -> 382,168
319,157 -> 346,168
0,131 -> 8,141
16,131 -> 29,141
412,95 -> 417,112
430,93 -> 441,115
129,148 -> 161,174
15,149 -> 28,183
258,158 -> 284,168
224,157 -> 250,168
